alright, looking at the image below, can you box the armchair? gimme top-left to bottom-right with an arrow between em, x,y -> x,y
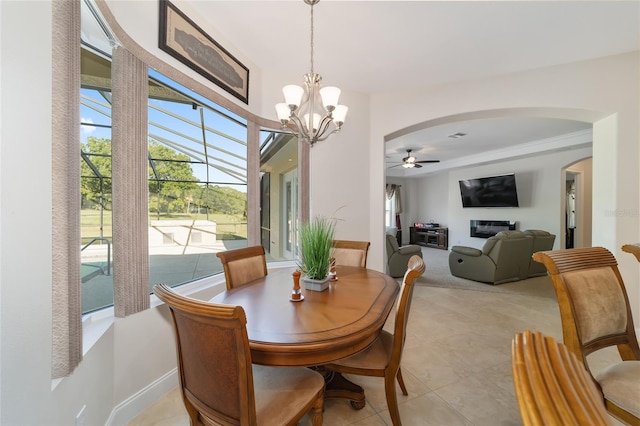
448,230 -> 534,284
385,233 -> 422,278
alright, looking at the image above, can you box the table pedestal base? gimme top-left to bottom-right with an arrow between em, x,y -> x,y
317,367 -> 366,409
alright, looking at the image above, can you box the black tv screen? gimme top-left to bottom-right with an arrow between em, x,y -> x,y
459,174 -> 519,208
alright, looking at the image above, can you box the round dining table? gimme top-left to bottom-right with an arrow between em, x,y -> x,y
210,264 -> 400,367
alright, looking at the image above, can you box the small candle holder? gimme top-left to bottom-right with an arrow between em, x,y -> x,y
329,257 -> 338,282
291,270 -> 304,302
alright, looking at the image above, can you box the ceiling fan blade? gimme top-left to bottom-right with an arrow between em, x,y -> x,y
414,164 -> 423,168
415,160 -> 440,164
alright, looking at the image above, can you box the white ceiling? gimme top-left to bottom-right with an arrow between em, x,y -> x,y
185,1 -> 638,175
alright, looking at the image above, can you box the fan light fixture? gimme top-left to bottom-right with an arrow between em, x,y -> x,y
275,0 -> 347,147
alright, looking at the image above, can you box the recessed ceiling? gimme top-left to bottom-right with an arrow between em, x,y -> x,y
385,117 -> 592,176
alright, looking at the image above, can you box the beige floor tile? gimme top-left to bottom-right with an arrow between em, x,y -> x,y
377,392 -> 473,426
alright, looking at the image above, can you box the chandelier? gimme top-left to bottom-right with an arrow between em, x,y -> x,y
275,0 -> 348,146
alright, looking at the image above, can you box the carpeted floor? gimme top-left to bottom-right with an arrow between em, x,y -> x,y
415,246 -> 557,299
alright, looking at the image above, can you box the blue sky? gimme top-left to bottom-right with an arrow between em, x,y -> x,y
80,69 -> 251,189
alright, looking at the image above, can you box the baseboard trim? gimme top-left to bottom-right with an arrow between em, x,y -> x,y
106,368 -> 178,426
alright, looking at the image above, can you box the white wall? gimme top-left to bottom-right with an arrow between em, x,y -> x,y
308,90 -> 372,242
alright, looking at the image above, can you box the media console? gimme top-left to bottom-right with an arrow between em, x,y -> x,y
410,226 -> 448,250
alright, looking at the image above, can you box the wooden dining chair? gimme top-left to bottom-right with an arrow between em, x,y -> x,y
331,240 -> 371,268
154,283 -> 325,426
532,247 -> 640,425
325,255 -> 425,426
622,243 -> 640,262
512,330 -> 612,426
216,245 -> 268,290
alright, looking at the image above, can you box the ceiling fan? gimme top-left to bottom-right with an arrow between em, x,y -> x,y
389,149 -> 440,169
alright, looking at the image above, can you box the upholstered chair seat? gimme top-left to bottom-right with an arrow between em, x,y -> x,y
596,361 -> 640,420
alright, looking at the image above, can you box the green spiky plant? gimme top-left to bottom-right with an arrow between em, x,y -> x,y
298,215 -> 336,280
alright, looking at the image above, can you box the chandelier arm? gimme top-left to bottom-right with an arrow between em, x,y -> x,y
314,114 -> 335,139
287,112 -> 307,135
314,126 -> 339,143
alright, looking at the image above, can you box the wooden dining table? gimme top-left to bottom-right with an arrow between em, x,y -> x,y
210,264 -> 399,405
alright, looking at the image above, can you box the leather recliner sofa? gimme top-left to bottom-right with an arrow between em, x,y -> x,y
524,229 -> 556,277
448,230 -> 534,285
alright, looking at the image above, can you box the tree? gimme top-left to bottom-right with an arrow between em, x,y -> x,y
82,137 -> 200,214
148,140 -> 199,213
81,137 -> 112,209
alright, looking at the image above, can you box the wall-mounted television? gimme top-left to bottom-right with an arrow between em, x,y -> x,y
458,174 -> 519,208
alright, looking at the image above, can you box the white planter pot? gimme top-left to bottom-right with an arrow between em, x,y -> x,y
302,275 -> 330,292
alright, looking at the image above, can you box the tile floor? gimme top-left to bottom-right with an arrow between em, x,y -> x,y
127,248 -> 623,426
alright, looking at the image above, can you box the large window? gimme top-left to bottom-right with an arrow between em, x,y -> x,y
80,45 -> 299,314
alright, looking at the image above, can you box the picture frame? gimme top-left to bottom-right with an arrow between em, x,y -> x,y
159,0 -> 249,104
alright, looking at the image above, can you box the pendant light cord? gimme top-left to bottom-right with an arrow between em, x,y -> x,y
310,1 -> 314,74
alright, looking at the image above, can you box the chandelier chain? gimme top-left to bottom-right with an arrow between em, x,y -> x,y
310,2 -> 314,74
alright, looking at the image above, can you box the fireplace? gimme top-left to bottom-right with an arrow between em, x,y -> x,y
470,220 -> 516,238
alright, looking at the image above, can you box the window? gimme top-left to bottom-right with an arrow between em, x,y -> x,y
79,46 -> 300,314
385,193 -> 396,228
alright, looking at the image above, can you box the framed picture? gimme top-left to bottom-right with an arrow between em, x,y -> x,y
159,0 -> 249,104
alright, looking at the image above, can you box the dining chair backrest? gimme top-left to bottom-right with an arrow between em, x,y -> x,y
532,247 -> 640,425
154,283 -> 325,426
153,283 -> 258,425
392,255 -> 426,362
216,245 -> 268,290
512,330 -> 612,426
332,240 -> 371,268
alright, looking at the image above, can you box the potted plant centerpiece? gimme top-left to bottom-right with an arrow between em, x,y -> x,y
298,215 -> 336,291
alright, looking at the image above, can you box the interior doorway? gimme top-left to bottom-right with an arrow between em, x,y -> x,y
563,158 -> 593,249
565,172 -> 577,248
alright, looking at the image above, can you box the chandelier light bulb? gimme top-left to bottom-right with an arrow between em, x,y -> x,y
332,105 -> 348,125
283,85 -> 304,108
320,86 -> 341,109
275,103 -> 291,122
